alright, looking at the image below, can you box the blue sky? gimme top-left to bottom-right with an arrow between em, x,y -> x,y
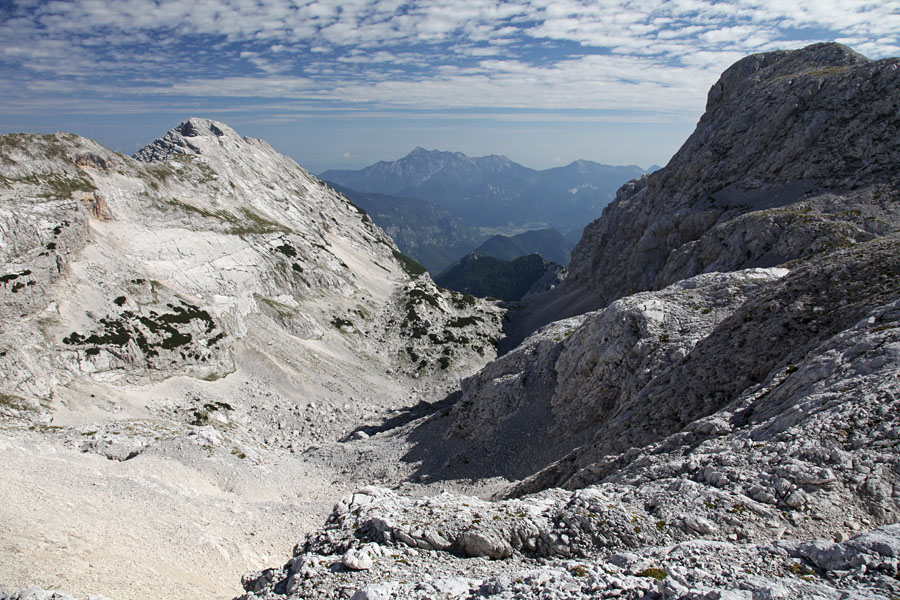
1,0 -> 898,173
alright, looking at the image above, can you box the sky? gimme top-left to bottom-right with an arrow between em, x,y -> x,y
1,1 -> 898,173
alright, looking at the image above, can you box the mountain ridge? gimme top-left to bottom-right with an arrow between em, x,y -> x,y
503,41 -> 900,347
321,150 -> 646,231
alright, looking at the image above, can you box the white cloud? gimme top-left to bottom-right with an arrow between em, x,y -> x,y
0,0 -> 897,125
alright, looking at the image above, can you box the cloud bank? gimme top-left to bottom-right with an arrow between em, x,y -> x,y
1,0 -> 897,168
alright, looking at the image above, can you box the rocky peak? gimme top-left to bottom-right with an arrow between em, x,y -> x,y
176,118 -> 229,138
704,42 -> 868,113
0,118 -> 504,410
513,42 -> 900,337
667,41 -> 888,198
133,117 -> 242,162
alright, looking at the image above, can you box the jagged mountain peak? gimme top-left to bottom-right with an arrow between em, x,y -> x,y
175,117 -> 234,139
666,41 -> 892,198
133,117 -> 253,163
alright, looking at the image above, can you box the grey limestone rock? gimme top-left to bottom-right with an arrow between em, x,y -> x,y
517,233 -> 900,496
342,548 -> 375,571
403,268 -> 786,482
0,119 -> 503,413
520,42 -> 900,336
238,43 -> 900,600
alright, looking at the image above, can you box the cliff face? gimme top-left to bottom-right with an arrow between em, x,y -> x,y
548,43 -> 900,322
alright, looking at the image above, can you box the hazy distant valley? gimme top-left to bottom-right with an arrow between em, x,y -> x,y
3,42 -> 900,600
324,150 -> 646,275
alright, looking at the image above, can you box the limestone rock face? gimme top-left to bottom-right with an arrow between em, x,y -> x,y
242,237 -> 900,600
550,43 -> 900,323
403,268 -> 786,481
518,234 -> 900,495
0,118 -> 503,439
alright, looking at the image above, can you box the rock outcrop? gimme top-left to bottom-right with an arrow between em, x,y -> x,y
403,267 -> 786,482
510,42 -> 900,340
516,234 -> 900,495
238,43 -> 900,600
0,119 -> 503,421
240,234 -> 900,600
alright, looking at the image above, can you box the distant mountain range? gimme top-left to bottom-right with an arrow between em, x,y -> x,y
335,184 -> 575,273
321,149 -> 646,232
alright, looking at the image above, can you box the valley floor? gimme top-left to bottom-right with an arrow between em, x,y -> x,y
0,375 -> 503,600
0,426 -> 334,599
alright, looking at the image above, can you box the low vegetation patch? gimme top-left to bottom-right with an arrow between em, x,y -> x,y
393,249 -> 427,277
62,299 -> 221,364
636,567 -> 667,581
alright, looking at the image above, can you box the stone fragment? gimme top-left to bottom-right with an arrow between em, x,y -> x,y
458,530 -> 513,559
349,583 -> 398,600
342,548 -> 373,571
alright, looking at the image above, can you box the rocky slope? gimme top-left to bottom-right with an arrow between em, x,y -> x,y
408,267 -> 788,482
238,43 -> 900,600
0,117 -> 504,434
239,236 -> 900,600
509,42 -> 900,343
330,184 -> 484,274
0,119 -> 504,599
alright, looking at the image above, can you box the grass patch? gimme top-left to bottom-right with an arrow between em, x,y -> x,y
254,294 -> 297,318
162,199 -> 293,235
232,207 -> 293,235
569,565 -> 588,577
43,174 -> 96,198
0,392 -> 34,412
636,567 -> 667,580
393,249 -> 427,277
